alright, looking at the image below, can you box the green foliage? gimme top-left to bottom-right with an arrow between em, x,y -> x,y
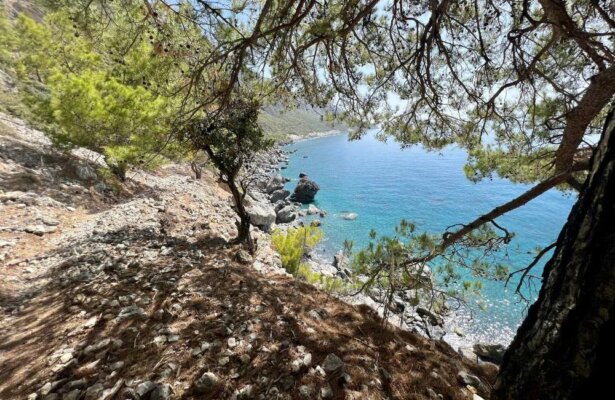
272,226 -> 351,294
271,226 -> 323,274
0,4 -> 197,176
0,6 -> 15,67
48,70 -> 171,176
351,220 -> 511,316
186,98 -> 273,181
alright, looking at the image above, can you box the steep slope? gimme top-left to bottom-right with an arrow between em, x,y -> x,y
0,114 -> 493,399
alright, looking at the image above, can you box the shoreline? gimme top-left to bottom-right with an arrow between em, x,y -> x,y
255,134 -> 509,362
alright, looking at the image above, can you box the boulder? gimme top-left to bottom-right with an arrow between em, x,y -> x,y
416,307 -> 444,327
273,200 -> 288,212
291,176 -> 320,203
332,251 -> 348,270
342,212 -> 358,220
270,189 -> 290,203
310,219 -> 321,227
457,371 -> 488,397
473,343 -> 506,365
246,202 -> 276,231
458,347 -> 478,362
265,175 -> 286,194
276,205 -> 297,224
307,204 -> 320,215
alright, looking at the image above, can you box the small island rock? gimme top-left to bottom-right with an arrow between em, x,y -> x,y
291,174 -> 320,203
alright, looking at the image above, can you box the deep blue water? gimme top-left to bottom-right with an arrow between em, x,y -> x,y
282,132 -> 576,346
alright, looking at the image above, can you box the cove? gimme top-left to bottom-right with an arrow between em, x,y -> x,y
281,131 -> 576,346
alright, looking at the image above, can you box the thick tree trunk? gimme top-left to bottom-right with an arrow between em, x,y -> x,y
492,111 -> 615,399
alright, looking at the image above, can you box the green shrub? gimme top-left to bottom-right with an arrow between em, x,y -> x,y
272,226 -> 353,294
272,226 -> 323,274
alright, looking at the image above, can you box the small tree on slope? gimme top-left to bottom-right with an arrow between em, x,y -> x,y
184,99 -> 273,251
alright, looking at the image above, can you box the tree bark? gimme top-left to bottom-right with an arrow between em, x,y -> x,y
190,161 -> 202,179
492,110 -> 615,399
227,177 -> 253,250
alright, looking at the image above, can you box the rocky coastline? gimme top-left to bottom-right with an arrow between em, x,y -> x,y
248,139 -> 507,373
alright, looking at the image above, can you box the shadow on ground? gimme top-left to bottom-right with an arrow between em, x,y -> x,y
0,222 -> 495,400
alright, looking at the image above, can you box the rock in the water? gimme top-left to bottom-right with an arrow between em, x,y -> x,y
341,212 -> 358,220
321,353 -> 343,373
307,204 -> 319,215
473,343 -> 506,365
276,205 -> 296,223
195,372 -> 219,394
453,326 -> 465,337
310,219 -> 321,227
270,189 -> 290,203
290,176 -> 319,203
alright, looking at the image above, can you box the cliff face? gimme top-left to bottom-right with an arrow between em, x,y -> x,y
0,113 -> 494,399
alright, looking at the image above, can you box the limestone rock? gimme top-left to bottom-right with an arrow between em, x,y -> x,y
416,307 -> 444,327
341,212 -> 358,220
473,343 -> 506,365
322,353 -> 343,373
265,175 -> 286,194
457,371 -> 488,396
246,202 -> 276,231
307,204 -> 319,215
195,372 -> 219,394
270,189 -> 290,203
276,205 -> 296,224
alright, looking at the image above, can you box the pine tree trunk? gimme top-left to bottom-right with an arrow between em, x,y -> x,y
492,111 -> 615,399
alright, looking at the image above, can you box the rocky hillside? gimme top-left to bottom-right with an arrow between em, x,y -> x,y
258,105 -> 347,141
0,113 -> 493,399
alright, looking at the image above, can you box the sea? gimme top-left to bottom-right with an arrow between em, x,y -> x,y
281,131 -> 576,348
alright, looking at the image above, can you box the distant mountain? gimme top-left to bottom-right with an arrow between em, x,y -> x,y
258,105 -> 347,141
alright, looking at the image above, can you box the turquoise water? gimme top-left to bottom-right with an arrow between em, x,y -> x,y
282,132 -> 576,345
